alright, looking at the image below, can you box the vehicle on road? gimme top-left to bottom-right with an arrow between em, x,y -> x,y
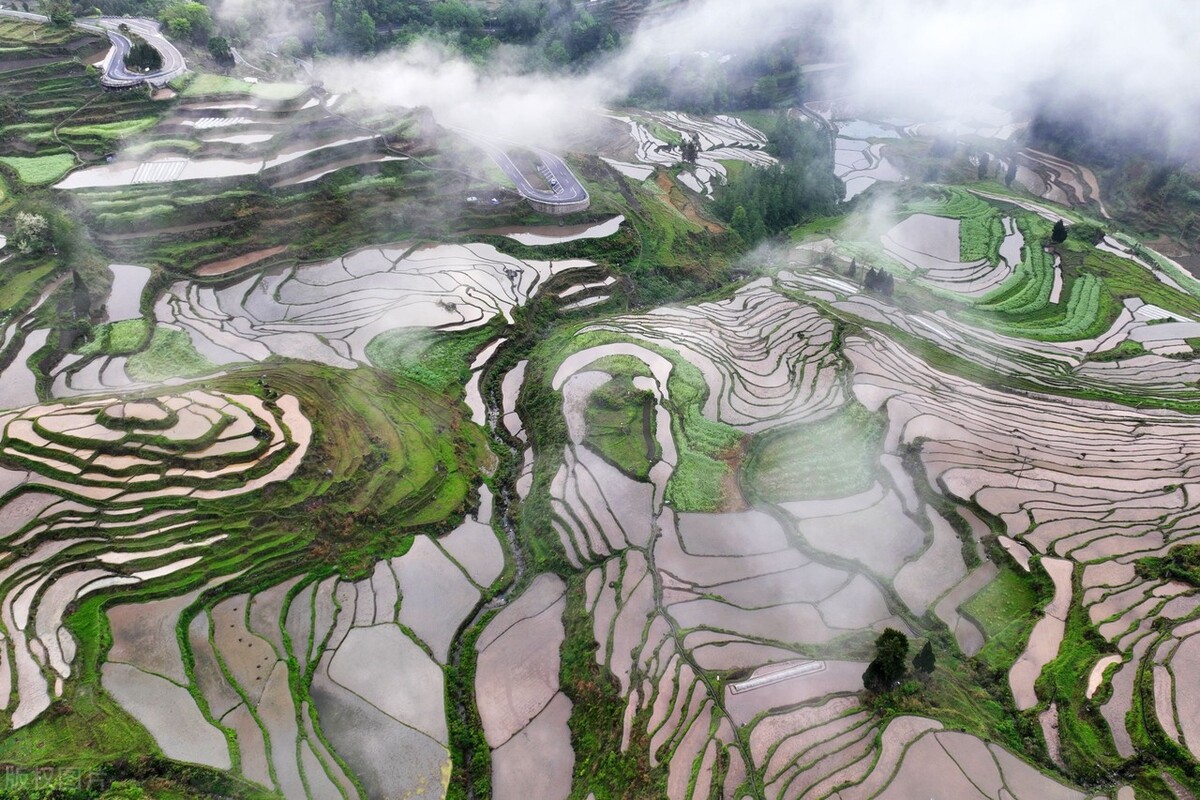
0,9 -> 186,88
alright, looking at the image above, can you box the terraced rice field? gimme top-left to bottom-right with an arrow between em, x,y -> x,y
1,27 -> 1194,793
101,493 -> 503,796
514,275 -> 1108,798
803,102 -> 1106,217
0,389 -> 311,728
0,24 -> 162,176
155,243 -> 596,369
53,89 -> 407,191
603,111 -> 776,194
0,360 -> 490,773
496,180 -> 1200,795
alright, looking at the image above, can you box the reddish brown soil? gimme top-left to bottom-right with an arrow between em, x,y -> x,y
196,245 -> 288,277
655,171 -> 725,234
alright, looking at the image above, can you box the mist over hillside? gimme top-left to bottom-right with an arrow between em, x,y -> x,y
2,1 -> 1200,798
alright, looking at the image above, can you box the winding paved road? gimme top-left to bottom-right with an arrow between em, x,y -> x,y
0,9 -> 186,88
454,128 -> 590,213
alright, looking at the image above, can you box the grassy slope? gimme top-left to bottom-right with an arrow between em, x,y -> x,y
0,154 -> 75,185
962,566 -> 1042,673
583,374 -> 658,480
125,327 -> 220,381
0,363 -> 490,779
743,402 -> 886,502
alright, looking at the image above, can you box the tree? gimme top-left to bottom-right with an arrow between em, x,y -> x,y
881,271 -> 895,296
41,0 -> 72,26
125,39 -> 163,72
563,9 -> 604,61
13,211 -> 50,254
432,0 -> 483,33
312,11 -> 329,51
847,258 -> 857,278
730,205 -> 749,242
544,38 -> 568,65
207,35 -> 234,66
496,0 -> 542,43
159,0 -> 213,44
681,134 -> 700,164
864,266 -> 879,290
1051,219 -> 1068,243
977,151 -> 990,180
1005,157 -> 1019,188
913,640 -> 935,674
279,35 -> 303,58
356,10 -> 377,50
164,15 -> 191,40
862,628 -> 908,692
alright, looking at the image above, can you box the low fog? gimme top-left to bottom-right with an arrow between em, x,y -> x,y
213,0 -> 313,45
319,42 -> 613,147
312,0 -> 1200,158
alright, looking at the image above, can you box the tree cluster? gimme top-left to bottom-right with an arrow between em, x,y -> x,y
712,116 -> 840,246
1004,157 -> 1019,188
124,37 -> 163,72
680,134 -> 701,165
41,0 -> 73,26
862,630 -> 936,694
862,266 -> 895,295
207,34 -> 233,66
12,212 -> 50,255
208,0 -> 623,65
1051,219 -> 1068,243
625,33 -> 814,115
863,628 -> 908,692
159,0 -> 213,44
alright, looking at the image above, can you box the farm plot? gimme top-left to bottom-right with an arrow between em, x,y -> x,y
881,213 -> 1020,296
479,215 -> 626,246
0,388 -> 308,731
781,259 -> 1200,412
833,137 -> 903,202
95,477 -> 503,797
802,106 -> 906,201
156,242 -> 596,368
583,280 -> 847,433
54,91 -> 406,191
0,362 -> 487,762
856,725 -> 1091,799
532,313 -> 1014,800
476,574 -> 574,800
845,328 -> 1200,759
1007,148 -> 1109,218
0,38 -> 163,171
538,261 -> 1199,794
604,111 -> 776,194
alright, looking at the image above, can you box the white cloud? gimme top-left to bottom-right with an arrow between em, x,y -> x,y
316,0 -> 1200,155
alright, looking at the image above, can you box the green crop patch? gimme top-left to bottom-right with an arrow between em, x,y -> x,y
584,374 -> 659,479
1135,544 -> 1200,586
743,402 -> 886,501
0,262 -> 54,310
181,73 -> 309,101
126,327 -> 218,381
0,153 -> 75,185
367,322 -> 504,399
77,319 -> 151,357
962,566 -> 1043,672
57,117 -> 158,139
